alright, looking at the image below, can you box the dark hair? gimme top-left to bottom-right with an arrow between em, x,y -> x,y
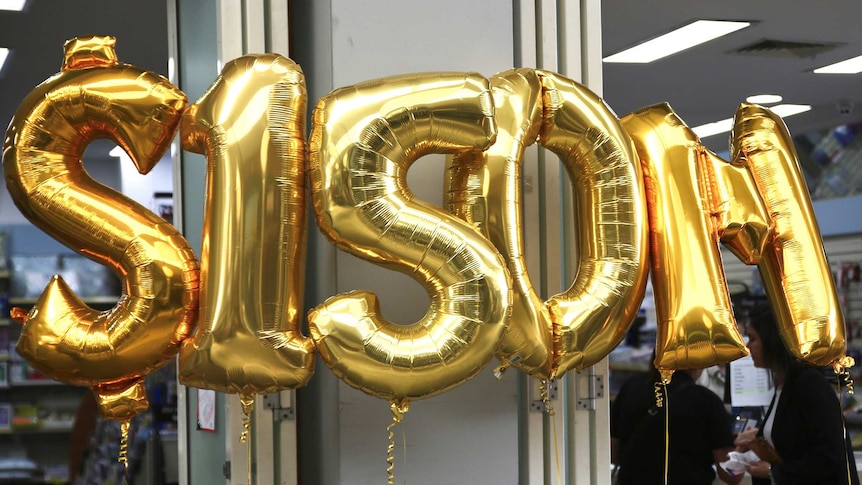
747,304 -> 807,378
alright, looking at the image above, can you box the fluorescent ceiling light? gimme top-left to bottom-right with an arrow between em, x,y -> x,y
770,104 -> 812,118
603,20 -> 750,64
0,48 -> 9,74
746,94 -> 782,104
0,0 -> 26,11
692,118 -> 734,139
813,55 -> 862,74
692,104 -> 812,139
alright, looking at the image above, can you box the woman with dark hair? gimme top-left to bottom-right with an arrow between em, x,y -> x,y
739,304 -> 859,484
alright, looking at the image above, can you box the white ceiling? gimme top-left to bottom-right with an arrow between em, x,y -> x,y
600,0 -> 862,152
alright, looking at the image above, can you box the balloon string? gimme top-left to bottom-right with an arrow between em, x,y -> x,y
655,381 -> 668,485
247,431 -> 253,485
540,379 -> 562,485
238,395 -> 255,485
386,399 -> 410,485
840,401 -> 853,485
118,420 -> 130,480
653,381 -> 664,408
833,365 -> 854,485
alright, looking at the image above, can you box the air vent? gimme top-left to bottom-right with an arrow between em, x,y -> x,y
731,39 -> 842,59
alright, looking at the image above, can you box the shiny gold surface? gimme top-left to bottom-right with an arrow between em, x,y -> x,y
3,36 -> 199,417
538,70 -> 649,378
178,54 -> 315,396
732,103 -> 848,367
445,68 -> 553,377
622,104 -> 753,377
446,69 -> 648,379
308,72 -> 511,402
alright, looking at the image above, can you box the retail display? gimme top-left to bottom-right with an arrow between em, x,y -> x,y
0,267 -> 85,483
1,31 -> 857,484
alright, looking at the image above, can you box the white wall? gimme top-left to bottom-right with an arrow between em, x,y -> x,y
116,149 -> 175,212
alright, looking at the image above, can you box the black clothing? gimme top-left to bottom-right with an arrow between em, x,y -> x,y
752,366 -> 859,485
611,371 -> 734,485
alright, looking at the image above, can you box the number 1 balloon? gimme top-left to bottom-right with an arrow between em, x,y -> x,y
178,54 -> 316,405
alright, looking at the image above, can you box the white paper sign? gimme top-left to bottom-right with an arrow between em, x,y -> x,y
730,354 -> 773,407
197,389 -> 216,432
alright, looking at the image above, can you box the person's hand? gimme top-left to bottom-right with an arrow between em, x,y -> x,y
734,428 -> 759,451
746,460 -> 771,479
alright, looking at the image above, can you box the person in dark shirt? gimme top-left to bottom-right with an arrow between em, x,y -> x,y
611,360 -> 740,485
736,305 -> 859,485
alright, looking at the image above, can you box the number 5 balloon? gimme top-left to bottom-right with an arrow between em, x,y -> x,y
308,72 -> 512,404
4,36 -> 199,421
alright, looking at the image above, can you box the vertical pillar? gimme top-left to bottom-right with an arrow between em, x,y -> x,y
168,0 -> 223,483
169,1 -> 299,483
514,0 -> 609,483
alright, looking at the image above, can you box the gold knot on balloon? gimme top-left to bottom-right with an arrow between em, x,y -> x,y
654,381 -> 665,408
62,35 -> 118,71
835,356 -> 856,395
239,394 -> 255,444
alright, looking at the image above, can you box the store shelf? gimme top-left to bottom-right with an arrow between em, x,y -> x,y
9,380 -> 62,387
0,319 -> 11,327
9,295 -> 120,306
2,422 -> 74,434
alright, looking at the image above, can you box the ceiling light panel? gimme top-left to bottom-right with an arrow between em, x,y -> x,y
0,48 -> 9,74
603,20 -> 751,64
0,0 -> 26,11
814,55 -> 862,74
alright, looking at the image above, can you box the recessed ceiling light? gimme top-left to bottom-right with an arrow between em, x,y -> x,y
813,54 -> 862,74
745,94 -> 783,105
692,104 -> 812,139
603,20 -> 751,64
0,48 -> 9,74
0,0 -> 27,11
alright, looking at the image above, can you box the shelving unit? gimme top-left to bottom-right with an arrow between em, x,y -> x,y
0,264 -> 120,484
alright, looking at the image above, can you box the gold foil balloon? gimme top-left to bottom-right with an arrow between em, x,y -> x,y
178,54 -> 315,400
308,72 -> 511,403
445,68 -> 553,378
3,36 -> 199,421
538,70 -> 649,378
445,69 -> 648,379
731,103 -> 849,367
621,103 -> 768,380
